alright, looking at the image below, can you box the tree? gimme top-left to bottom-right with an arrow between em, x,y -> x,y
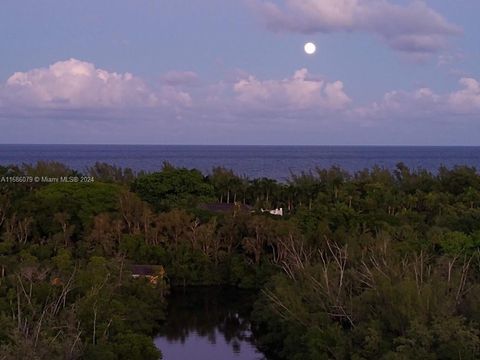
132,164 -> 214,211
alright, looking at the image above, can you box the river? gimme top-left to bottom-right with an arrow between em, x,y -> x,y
154,287 -> 266,360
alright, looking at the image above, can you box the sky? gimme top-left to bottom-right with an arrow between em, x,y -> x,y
0,0 -> 479,145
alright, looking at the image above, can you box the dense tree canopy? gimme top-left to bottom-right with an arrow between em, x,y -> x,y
1,161 -> 480,359
132,162 -> 214,211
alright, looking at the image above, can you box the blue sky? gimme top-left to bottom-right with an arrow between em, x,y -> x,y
0,0 -> 479,145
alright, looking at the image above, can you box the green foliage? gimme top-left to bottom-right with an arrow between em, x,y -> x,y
119,235 -> 168,264
31,182 -> 122,236
132,164 -> 214,211
86,162 -> 139,184
3,161 -> 480,359
84,333 -> 162,360
253,242 -> 480,360
112,333 -> 162,360
440,231 -> 480,255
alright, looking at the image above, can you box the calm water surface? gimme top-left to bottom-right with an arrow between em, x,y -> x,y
0,145 -> 479,181
154,287 -> 265,360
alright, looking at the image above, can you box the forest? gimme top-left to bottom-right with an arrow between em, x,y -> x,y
1,161 -> 480,359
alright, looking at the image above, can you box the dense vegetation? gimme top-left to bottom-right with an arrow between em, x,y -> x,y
1,161 -> 480,359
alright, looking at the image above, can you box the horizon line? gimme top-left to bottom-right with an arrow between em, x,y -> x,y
0,143 -> 480,147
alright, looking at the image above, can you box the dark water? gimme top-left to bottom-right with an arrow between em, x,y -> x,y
154,287 -> 265,360
0,145 -> 479,181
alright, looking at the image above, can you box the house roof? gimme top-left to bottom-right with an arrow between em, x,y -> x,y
199,202 -> 253,213
131,265 -> 163,276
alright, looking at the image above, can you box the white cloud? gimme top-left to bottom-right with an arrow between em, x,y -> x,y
1,61 -> 351,122
250,0 -> 461,55
233,68 -> 351,111
1,59 -> 478,141
161,71 -> 199,86
448,78 -> 480,113
1,58 -> 191,109
355,77 -> 480,121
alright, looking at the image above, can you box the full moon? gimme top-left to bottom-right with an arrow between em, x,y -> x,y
304,42 -> 316,55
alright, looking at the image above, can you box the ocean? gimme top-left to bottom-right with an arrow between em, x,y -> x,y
0,145 -> 479,181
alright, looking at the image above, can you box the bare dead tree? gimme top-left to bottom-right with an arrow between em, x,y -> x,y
7,266 -> 81,359
313,238 -> 354,327
54,212 -> 75,247
5,215 -> 33,245
0,195 -> 9,228
456,254 -> 474,303
262,289 -> 308,327
119,191 -> 149,235
277,234 -> 313,280
189,218 -> 201,249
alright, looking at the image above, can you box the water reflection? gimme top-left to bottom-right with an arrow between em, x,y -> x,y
154,287 -> 266,360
